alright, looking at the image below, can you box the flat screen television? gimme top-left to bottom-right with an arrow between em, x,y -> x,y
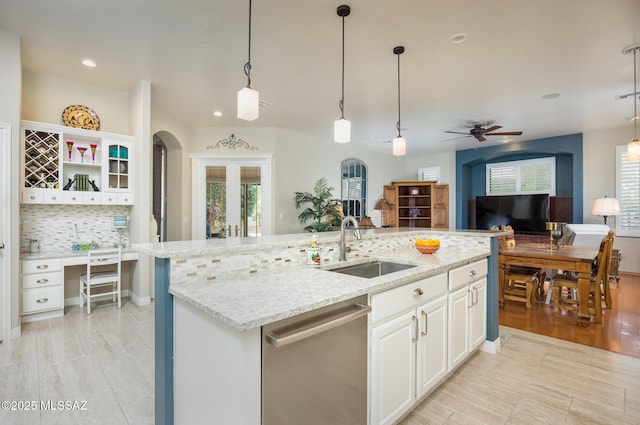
475,194 -> 550,234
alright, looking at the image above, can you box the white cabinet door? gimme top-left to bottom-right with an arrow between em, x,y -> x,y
448,284 -> 469,372
469,277 -> 487,351
416,295 -> 448,398
370,310 -> 416,425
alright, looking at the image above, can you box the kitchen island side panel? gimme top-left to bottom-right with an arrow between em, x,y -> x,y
155,257 -> 173,425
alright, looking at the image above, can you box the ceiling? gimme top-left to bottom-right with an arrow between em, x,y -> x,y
1,0 -> 639,155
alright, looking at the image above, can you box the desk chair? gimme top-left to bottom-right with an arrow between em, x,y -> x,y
551,230 -> 615,323
79,248 -> 122,314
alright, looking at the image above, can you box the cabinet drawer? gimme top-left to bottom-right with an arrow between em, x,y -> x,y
22,272 -> 61,289
117,193 -> 133,205
21,287 -> 63,314
448,259 -> 487,291
63,191 -> 83,204
21,258 -> 62,274
101,192 -> 118,205
371,273 -> 447,325
83,192 -> 101,204
22,189 -> 43,204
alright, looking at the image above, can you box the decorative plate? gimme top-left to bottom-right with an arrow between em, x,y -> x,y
62,105 -> 101,131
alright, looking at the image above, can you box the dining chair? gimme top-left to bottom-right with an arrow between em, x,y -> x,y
79,248 -> 122,314
551,230 -> 615,323
498,225 -> 547,308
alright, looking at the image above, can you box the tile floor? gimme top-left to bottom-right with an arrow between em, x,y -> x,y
0,302 -> 154,425
3,298 -> 640,424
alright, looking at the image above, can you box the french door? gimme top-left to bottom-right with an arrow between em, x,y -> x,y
0,122 -> 10,342
191,155 -> 272,240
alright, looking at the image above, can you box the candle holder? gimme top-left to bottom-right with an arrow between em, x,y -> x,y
545,222 -> 563,250
77,146 -> 88,163
66,141 -> 74,161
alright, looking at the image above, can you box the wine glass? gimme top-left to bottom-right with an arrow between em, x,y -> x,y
90,144 -> 97,163
66,141 -> 74,161
77,146 -> 88,163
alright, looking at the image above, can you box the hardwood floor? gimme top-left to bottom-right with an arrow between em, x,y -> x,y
499,272 -> 640,359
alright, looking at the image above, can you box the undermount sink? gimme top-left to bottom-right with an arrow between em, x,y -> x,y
328,261 -> 416,279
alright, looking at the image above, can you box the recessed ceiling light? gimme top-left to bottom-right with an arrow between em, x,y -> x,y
449,33 -> 468,44
82,59 -> 96,67
542,93 -> 560,99
213,111 -> 222,117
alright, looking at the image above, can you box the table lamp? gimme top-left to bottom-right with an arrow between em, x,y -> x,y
113,215 -> 129,247
374,198 -> 391,227
591,196 -> 620,225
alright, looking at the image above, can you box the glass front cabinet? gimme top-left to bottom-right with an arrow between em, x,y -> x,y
21,121 -> 134,205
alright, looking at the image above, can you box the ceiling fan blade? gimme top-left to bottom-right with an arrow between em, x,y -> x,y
440,135 -> 471,142
482,125 -> 502,133
477,135 -> 487,142
444,131 -> 470,135
485,131 -> 523,136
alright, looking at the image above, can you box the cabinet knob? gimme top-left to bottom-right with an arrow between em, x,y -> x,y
469,270 -> 477,277
413,288 -> 424,296
51,196 -> 56,200
36,278 -> 49,284
36,298 -> 49,304
36,264 -> 49,270
30,195 -> 36,200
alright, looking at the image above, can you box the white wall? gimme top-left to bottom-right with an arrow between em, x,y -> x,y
22,71 -> 131,135
583,125 -> 639,274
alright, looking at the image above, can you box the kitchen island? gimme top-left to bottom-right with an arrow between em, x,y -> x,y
136,228 -> 501,425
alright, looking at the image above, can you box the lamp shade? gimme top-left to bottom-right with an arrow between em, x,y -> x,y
237,87 -> 259,121
628,139 -> 640,162
591,197 -> 620,216
392,136 -> 406,156
374,198 -> 391,210
334,118 -> 351,143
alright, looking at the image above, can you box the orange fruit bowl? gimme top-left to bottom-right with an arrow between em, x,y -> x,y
415,244 -> 439,254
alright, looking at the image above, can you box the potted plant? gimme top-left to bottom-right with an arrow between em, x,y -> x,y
294,177 -> 343,232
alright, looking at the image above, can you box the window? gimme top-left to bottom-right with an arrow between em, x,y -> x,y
616,145 -> 640,237
418,166 -> 440,182
341,159 -> 367,220
486,157 -> 555,196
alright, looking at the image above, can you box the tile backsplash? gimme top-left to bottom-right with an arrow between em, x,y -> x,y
20,204 -> 131,252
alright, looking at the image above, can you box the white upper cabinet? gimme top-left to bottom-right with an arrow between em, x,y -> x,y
20,121 -> 134,205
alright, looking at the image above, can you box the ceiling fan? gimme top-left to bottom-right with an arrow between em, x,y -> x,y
443,120 -> 523,142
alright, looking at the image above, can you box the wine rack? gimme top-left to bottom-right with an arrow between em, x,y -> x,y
24,129 -> 60,189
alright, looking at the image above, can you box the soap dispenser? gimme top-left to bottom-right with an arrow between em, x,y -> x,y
307,235 -> 321,267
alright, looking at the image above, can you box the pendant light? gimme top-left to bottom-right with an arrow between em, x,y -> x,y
392,46 -> 406,156
334,5 -> 351,143
624,43 -> 640,162
237,0 -> 259,121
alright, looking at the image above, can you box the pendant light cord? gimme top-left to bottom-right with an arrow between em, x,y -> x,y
339,12 -> 345,119
396,49 -> 402,137
244,0 -> 253,88
634,47 -> 637,140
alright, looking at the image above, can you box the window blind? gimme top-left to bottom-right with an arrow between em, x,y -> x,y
616,145 -> 640,237
486,157 -> 555,195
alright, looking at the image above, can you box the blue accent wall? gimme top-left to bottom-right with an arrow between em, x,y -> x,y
456,134 -> 583,229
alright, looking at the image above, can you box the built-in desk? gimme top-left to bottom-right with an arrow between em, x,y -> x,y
20,248 -> 139,322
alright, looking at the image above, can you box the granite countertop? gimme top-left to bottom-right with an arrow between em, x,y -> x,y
169,244 -> 490,332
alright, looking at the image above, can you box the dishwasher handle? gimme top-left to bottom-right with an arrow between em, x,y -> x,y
265,303 -> 372,348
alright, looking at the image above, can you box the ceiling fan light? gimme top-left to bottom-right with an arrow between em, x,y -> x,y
334,118 -> 351,143
392,136 -> 406,156
628,139 -> 640,162
237,87 -> 259,121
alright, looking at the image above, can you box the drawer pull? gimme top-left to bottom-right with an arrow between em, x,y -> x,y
413,288 -> 424,296
36,298 -> 49,304
420,310 -> 428,336
30,195 -> 36,200
36,278 -> 49,284
469,269 -> 477,277
36,264 -> 49,270
51,196 -> 57,200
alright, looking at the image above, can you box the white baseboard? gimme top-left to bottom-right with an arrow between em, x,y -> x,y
131,293 -> 151,306
479,337 -> 501,354
11,326 -> 21,339
21,309 -> 63,323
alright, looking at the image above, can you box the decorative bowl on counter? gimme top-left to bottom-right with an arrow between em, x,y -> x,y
415,238 -> 440,254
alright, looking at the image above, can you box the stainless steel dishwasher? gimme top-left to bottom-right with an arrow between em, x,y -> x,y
262,295 -> 371,424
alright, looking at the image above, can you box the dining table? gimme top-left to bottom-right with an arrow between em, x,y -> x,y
498,243 -> 599,324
